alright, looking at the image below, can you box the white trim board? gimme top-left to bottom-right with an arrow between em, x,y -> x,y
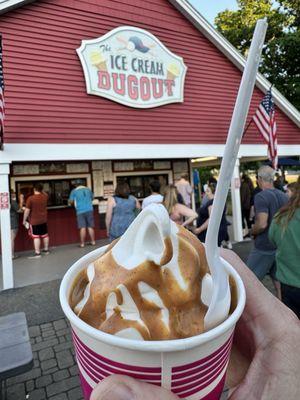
1,143 -> 299,162
0,0 -> 34,13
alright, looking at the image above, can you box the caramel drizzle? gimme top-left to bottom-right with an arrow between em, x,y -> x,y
71,226 -> 211,340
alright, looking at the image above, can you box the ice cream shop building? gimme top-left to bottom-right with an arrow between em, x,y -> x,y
0,0 -> 299,288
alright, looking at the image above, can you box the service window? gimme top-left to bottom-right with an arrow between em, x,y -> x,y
16,178 -> 87,207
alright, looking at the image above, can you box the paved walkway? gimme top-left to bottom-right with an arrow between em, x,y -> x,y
0,240 -> 273,400
0,239 -> 110,290
3,318 -> 81,400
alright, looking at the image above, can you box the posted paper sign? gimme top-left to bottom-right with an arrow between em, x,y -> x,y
0,192 -> 9,209
77,26 -> 187,108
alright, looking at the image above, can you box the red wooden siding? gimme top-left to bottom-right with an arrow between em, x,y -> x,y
1,0 -> 299,144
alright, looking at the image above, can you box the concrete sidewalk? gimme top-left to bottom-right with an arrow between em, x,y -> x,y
0,239 -> 110,290
0,240 -> 273,400
0,215 -> 240,291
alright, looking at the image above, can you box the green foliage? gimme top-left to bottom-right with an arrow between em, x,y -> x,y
215,0 -> 300,110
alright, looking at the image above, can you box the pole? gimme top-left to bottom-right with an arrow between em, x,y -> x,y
231,159 -> 243,241
0,163 -> 14,289
242,118 -> 254,138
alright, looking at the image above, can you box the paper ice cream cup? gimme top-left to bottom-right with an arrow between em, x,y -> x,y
60,245 -> 246,400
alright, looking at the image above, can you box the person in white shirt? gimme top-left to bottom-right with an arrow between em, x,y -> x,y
142,181 -> 163,209
175,174 -> 193,207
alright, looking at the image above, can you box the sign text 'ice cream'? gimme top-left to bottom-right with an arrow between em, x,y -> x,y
77,26 -> 187,108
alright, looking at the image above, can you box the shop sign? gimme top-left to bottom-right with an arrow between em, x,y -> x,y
77,26 -> 187,108
0,192 -> 9,209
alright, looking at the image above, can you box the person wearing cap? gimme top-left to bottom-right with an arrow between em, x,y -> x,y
69,181 -> 95,248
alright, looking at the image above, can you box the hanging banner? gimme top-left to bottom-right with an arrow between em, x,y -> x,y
77,26 -> 187,108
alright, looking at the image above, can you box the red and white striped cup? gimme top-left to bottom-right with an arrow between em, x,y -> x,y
60,245 -> 246,400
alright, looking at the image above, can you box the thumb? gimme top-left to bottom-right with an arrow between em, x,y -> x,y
91,374 -> 180,400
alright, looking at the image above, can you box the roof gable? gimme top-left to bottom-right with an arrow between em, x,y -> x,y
0,0 -> 299,132
169,0 -> 300,127
0,0 -> 34,14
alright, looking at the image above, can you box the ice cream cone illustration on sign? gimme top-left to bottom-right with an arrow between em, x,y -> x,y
167,63 -> 180,81
90,51 -> 107,71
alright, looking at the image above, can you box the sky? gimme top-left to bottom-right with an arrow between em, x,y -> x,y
188,0 -> 238,25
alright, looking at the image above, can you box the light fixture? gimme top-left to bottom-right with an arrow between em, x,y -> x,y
191,157 -> 218,163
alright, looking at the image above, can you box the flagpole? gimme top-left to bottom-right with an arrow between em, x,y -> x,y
242,118 -> 254,138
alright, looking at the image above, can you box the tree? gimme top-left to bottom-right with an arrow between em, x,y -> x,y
215,0 -> 300,111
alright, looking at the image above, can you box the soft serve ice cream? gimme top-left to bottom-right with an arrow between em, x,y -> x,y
70,204 -> 212,340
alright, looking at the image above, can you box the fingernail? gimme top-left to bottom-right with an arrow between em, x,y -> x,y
100,383 -> 134,400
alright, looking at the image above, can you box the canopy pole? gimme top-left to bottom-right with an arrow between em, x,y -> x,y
0,163 -> 14,289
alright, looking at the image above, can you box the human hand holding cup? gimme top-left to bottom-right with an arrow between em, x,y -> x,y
89,249 -> 300,400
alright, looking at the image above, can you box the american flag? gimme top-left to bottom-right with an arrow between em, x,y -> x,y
0,35 -> 4,150
253,89 -> 278,169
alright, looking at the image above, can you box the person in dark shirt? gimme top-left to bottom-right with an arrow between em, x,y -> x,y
249,176 -> 262,225
247,166 -> 288,296
23,183 -> 49,258
10,190 -> 20,259
240,174 -> 254,237
274,173 -> 285,192
194,183 -> 229,246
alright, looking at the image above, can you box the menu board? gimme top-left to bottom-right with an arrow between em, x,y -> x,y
66,163 -> 89,173
114,161 -> 134,172
39,163 -> 66,174
173,160 -> 188,173
92,170 -> 104,197
92,161 -> 104,170
133,160 -> 153,170
173,160 -> 189,182
103,161 -> 113,181
153,160 -> 171,170
13,164 -> 39,175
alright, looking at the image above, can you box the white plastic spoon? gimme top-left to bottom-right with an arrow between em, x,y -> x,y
204,19 -> 268,330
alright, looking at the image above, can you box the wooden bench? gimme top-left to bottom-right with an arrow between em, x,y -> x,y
0,312 -> 33,399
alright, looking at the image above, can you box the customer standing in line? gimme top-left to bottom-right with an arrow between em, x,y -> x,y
249,175 -> 262,224
106,182 -> 140,242
10,190 -> 20,259
201,176 -> 218,207
23,183 -> 49,258
269,182 -> 300,318
194,183 -> 230,247
247,166 -> 288,295
163,185 -> 197,227
285,182 -> 297,199
175,174 -> 193,208
142,180 -> 163,209
69,181 -> 95,248
240,173 -> 254,237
